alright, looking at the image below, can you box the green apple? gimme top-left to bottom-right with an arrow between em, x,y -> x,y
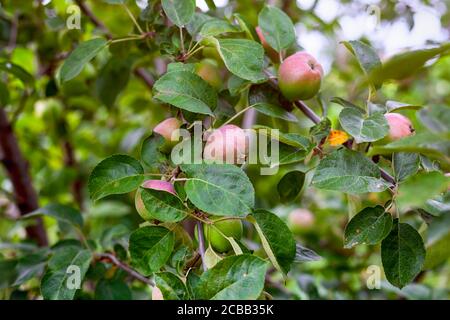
196,217 -> 243,253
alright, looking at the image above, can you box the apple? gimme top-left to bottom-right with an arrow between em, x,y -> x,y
203,124 -> 248,164
153,117 -> 181,143
135,180 -> 176,221
288,208 -> 315,234
278,52 -> 323,101
384,113 -> 414,141
203,218 -> 244,253
196,59 -> 222,90
255,26 -> 279,62
152,286 -> 164,300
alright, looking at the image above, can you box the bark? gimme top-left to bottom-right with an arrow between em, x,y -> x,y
0,108 -> 48,246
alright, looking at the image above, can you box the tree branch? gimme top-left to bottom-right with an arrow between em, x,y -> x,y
0,108 -> 48,246
95,253 -> 154,286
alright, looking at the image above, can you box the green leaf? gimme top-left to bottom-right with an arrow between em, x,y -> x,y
12,251 -> 48,286
154,272 -> 189,300
0,81 -> 9,106
129,226 -> 174,275
23,204 -> 83,228
310,117 -> 331,143
88,154 -> 144,201
370,43 -> 450,83
258,5 -> 295,52
393,152 -> 420,182
368,132 -> 449,161
167,62 -> 196,73
95,56 -> 131,107
330,97 -> 363,111
204,245 -> 223,269
249,83 -> 297,122
396,171 -> 449,211
0,61 -> 34,85
385,101 -> 422,112
344,206 -> 392,248
233,13 -> 258,41
161,0 -> 196,27
208,38 -> 265,82
342,40 -> 382,78
41,247 -> 92,300
181,164 -> 255,216
424,212 -> 450,269
95,279 -> 132,300
418,105 -> 450,134
140,133 -> 170,173
0,259 -> 17,289
312,148 -> 391,194
60,38 -> 108,83
200,19 -> 240,37
250,209 -> 296,274
381,219 -> 426,288
294,243 -> 321,263
186,12 -> 214,36
339,108 -> 389,143
140,187 -> 187,222
195,254 -> 268,300
277,171 -> 305,202
153,71 -> 216,115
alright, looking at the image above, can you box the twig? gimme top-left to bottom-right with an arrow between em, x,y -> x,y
196,221 -> 207,271
74,0 -> 112,39
95,253 -> 154,286
0,108 -> 48,246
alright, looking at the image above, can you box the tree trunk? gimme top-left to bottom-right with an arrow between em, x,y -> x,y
0,108 -> 48,246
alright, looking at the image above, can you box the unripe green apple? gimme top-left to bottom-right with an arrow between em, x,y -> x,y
203,218 -> 243,253
255,26 -> 279,63
196,59 -> 222,90
278,52 -> 323,101
288,209 -> 315,234
135,180 -> 176,221
203,125 -> 248,164
384,113 -> 414,141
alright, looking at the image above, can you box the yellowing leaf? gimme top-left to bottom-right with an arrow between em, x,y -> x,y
328,130 -> 349,146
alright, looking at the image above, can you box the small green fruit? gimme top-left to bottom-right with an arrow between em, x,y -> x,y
135,180 -> 176,221
196,218 -> 243,253
196,59 -> 222,90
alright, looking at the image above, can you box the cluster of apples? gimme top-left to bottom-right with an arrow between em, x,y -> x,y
142,28 -> 416,279
136,118 -> 247,253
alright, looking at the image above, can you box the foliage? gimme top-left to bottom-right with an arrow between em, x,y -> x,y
0,0 -> 449,301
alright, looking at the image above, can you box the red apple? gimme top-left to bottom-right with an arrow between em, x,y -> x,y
152,286 -> 164,300
135,180 -> 176,221
203,125 -> 248,164
288,208 -> 315,234
384,113 -> 414,141
153,117 -> 181,143
278,52 -> 323,101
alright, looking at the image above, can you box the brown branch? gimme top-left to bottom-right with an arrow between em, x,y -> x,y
74,0 -> 112,39
0,108 -> 48,246
95,253 -> 154,286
